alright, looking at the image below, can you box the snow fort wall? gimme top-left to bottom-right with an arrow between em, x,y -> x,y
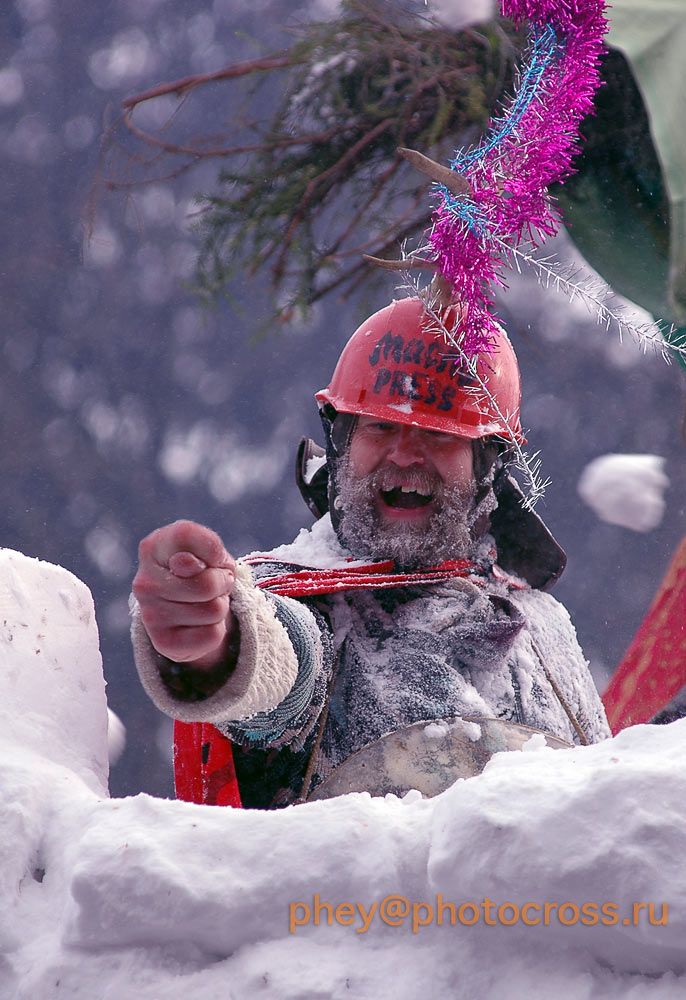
0,548 -> 109,795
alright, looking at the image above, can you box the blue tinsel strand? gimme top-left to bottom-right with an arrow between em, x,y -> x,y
451,23 -> 561,173
437,22 -> 562,236
442,200 -> 490,237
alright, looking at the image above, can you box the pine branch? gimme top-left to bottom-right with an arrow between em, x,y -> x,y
97,3 -> 522,314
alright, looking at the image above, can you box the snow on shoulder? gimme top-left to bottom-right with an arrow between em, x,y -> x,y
248,513 -> 369,568
2,550 -> 686,996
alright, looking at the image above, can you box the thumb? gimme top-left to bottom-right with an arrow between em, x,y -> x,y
168,551 -> 209,578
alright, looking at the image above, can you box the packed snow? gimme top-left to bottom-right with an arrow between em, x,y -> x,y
423,718 -> 482,742
577,453 -> 669,532
2,548 -> 685,998
521,732 -> 548,751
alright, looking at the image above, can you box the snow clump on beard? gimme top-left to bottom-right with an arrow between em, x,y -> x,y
334,454 -> 476,569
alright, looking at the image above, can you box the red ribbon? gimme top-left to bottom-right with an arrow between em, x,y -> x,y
248,557 -> 484,597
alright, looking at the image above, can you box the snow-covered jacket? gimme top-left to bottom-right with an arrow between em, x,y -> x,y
132,515 -> 611,808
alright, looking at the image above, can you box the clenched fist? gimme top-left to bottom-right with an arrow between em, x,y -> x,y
133,520 -> 238,670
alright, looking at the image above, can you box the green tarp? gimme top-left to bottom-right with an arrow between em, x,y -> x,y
554,0 -> 686,367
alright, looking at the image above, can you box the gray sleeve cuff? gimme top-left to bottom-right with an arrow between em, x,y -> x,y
130,561 -> 299,724
214,596 -> 332,751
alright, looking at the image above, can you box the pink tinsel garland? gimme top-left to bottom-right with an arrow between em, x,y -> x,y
428,0 -> 608,355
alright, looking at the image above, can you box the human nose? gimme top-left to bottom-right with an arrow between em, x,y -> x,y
385,426 -> 426,466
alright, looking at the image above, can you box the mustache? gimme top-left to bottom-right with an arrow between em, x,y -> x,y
369,464 -> 441,494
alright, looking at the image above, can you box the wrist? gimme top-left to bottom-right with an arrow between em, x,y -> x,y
157,618 -> 241,702
188,615 -> 240,671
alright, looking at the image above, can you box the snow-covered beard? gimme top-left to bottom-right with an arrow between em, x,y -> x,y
333,455 -> 477,569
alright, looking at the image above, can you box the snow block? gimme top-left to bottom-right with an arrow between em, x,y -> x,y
0,548 -> 108,795
577,453 -> 669,532
3,723 -> 686,996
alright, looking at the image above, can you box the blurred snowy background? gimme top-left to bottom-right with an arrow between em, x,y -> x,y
1,0 -> 684,798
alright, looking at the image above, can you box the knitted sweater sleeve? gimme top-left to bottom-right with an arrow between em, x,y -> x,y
130,559 -> 332,748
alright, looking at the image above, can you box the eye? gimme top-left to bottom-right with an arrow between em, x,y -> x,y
425,430 -> 456,443
365,421 -> 394,433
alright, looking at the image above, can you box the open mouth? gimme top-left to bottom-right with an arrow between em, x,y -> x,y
380,487 -> 433,510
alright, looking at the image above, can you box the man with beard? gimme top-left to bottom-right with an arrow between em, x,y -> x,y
131,297 -> 611,808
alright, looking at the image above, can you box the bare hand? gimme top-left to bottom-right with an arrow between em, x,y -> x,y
133,520 -> 237,669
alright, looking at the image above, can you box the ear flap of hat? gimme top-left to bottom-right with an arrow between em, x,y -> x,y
295,437 -> 329,519
490,472 -> 567,591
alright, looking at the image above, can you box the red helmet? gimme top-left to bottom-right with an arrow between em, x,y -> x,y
316,297 -> 525,444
